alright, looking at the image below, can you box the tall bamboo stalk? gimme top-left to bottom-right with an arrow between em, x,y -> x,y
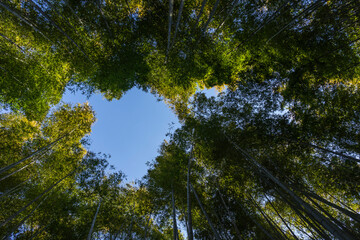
0,133 -> 68,175
202,0 -> 220,33
114,222 -> 124,240
170,0 -> 185,49
275,188 -> 331,240
28,0 -> 93,63
187,145 -> 194,240
191,183 -> 221,240
0,166 -> 80,228
172,186 -> 179,240
87,198 -> 102,240
128,202 -> 136,240
215,0 -> 241,33
247,194 -> 288,240
218,190 -> 244,240
267,0 -> 325,43
194,0 -> 208,28
0,177 -> 32,199
0,160 -> 35,182
238,200 -> 276,240
225,133 -> 355,240
143,212 -> 152,239
166,0 -> 174,60
264,194 -> 299,240
3,194 -> 50,239
0,2 -> 53,42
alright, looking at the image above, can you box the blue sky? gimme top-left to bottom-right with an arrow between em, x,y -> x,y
62,88 -> 179,181
62,87 -> 218,182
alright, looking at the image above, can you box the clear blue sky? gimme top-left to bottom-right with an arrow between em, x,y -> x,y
62,88 -> 217,182
62,88 -> 179,181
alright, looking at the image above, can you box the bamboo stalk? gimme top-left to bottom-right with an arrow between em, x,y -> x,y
225,133 -> 355,240
191,183 -> 221,240
170,0 -> 185,49
166,0 -> 174,60
0,166 -> 80,228
0,133 -> 69,175
87,198 -> 102,240
218,190 -> 244,240
187,144 -> 194,240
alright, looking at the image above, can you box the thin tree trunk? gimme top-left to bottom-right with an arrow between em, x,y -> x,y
0,177 -> 32,199
275,188 -> 331,240
305,195 -> 356,238
87,198 -> 102,240
172,186 -> 179,240
114,222 -> 124,240
317,184 -> 358,214
225,133 -> 355,240
264,195 -> 299,240
166,0 -> 174,59
194,0 -> 208,28
128,204 -> 136,240
218,190 -> 244,240
28,224 -> 49,240
143,212 -> 152,239
289,199 -> 328,239
0,2 -> 52,43
0,133 -> 69,175
170,0 -> 185,49
64,0 -> 84,24
43,0 -> 93,44
191,183 -> 221,240
291,219 -> 316,240
267,0 -> 324,43
213,209 -> 231,240
238,201 -> 276,240
42,0 -> 78,31
288,176 -> 360,221
182,209 -> 189,237
0,166 -> 80,228
202,0 -> 220,33
281,136 -> 360,163
0,66 -> 29,90
308,143 -> 360,163
187,147 -> 194,240
28,0 -> 93,63
0,160 -> 35,182
0,33 -> 25,53
303,191 -> 360,223
252,0 -> 293,35
247,194 -> 288,240
305,206 -> 336,240
0,32 -> 55,77
215,0 -> 241,33
194,0 -> 220,46
96,0 -> 113,38
3,194 -> 50,239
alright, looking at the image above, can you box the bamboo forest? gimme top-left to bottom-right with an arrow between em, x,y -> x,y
1,0 -> 360,239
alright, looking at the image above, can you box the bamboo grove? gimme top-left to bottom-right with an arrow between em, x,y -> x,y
0,0 -> 359,239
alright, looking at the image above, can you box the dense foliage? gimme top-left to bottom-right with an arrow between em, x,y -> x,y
1,0 -> 359,239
